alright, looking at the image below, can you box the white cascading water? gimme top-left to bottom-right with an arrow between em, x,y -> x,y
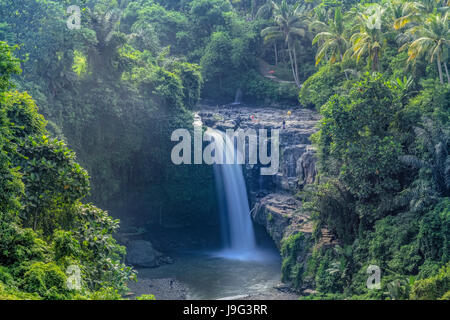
207,129 -> 257,260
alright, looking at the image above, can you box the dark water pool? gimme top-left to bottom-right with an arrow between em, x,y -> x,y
136,247 -> 282,300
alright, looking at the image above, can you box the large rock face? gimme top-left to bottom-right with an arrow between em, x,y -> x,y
198,105 -> 320,239
198,105 -> 320,195
297,148 -> 317,188
199,104 -> 329,292
251,194 -> 313,250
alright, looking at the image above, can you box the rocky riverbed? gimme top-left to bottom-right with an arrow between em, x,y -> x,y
127,277 -> 301,300
127,278 -> 188,300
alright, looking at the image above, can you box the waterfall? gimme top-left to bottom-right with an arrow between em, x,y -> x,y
232,88 -> 243,105
207,129 -> 257,260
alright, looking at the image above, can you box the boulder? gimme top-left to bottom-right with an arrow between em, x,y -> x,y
126,240 -> 164,268
297,147 -> 317,189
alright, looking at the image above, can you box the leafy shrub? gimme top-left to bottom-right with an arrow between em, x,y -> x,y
0,41 -> 21,91
241,70 -> 298,104
299,64 -> 346,109
440,291 -> 450,300
2,228 -> 48,266
410,263 -> 450,300
418,199 -> 450,264
0,281 -> 40,300
313,250 -> 344,294
52,230 -> 81,262
87,287 -> 122,300
73,204 -> 136,294
281,232 -> 308,289
22,262 -> 68,300
0,266 -> 14,286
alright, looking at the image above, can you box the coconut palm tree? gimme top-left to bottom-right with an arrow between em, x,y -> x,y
312,7 -> 348,65
257,1 -> 280,65
393,0 -> 448,30
261,0 -> 310,87
401,12 -> 449,83
255,0 -> 275,19
345,5 -> 386,72
394,1 -> 427,30
399,116 -> 450,208
386,0 -> 416,47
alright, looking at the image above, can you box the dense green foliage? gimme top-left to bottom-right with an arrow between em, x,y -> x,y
0,42 -> 135,299
0,0 -> 221,229
289,0 -> 450,300
1,0 -> 449,300
281,233 -> 309,288
0,0 -> 307,233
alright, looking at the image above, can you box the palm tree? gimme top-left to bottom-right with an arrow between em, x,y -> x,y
345,5 -> 386,72
387,1 -> 416,47
326,245 -> 359,288
401,12 -> 449,84
255,0 -> 275,19
394,0 -> 449,30
261,0 -> 310,87
398,116 -> 450,211
393,1 -> 427,30
257,1 -> 280,65
312,7 -> 348,65
86,8 -> 124,73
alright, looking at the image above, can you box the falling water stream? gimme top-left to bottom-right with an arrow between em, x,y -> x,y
232,88 -> 243,105
137,118 -> 282,299
208,129 -> 258,260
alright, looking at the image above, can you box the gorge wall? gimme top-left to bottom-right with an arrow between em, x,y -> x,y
198,105 -> 333,291
121,105 -> 332,288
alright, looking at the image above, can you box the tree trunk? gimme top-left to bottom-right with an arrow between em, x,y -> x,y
293,48 -> 301,88
292,43 -> 301,88
274,43 -> 278,65
437,57 -> 444,84
372,48 -> 379,72
444,62 -> 450,84
288,47 -> 298,86
34,211 -> 38,230
341,53 -> 349,80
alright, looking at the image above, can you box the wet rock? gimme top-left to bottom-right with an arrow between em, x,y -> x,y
159,256 -> 175,264
126,240 -> 165,268
297,147 -> 317,189
252,193 -> 313,250
252,193 -> 336,249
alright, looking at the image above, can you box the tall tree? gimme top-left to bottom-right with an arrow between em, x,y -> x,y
255,0 -> 275,19
401,12 -> 449,84
394,0 -> 448,30
345,5 -> 386,72
261,0 -> 310,87
312,7 -> 348,65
